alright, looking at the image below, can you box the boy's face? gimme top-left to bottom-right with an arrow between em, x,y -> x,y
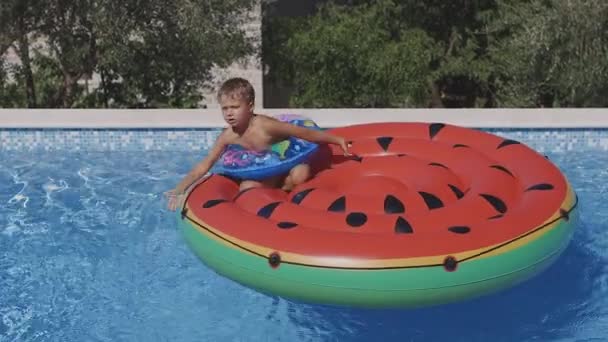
219,94 -> 253,128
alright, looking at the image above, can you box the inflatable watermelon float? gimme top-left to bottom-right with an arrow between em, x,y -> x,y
177,122 -> 578,308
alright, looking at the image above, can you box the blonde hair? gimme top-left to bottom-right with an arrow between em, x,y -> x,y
217,77 -> 255,104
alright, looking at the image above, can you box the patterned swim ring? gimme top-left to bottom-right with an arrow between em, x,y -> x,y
212,114 -> 321,180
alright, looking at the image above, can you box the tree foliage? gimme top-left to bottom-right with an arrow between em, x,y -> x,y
285,1 -> 440,107
3,0 -> 607,108
0,0 -> 256,108
0,0 -> 45,107
0,58 -> 26,107
488,0 -> 608,107
263,0 -> 608,108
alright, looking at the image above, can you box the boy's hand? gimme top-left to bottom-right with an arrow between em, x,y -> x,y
164,189 -> 184,211
339,137 -> 352,156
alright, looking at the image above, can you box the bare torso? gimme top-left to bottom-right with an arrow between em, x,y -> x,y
223,115 -> 288,151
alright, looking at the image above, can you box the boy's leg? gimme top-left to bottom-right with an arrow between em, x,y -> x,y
239,164 -> 311,192
282,163 -> 311,192
239,179 -> 263,191
239,175 -> 282,191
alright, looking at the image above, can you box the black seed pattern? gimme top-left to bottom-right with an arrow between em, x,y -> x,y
453,144 -> 470,148
480,194 -> 507,214
448,226 -> 471,234
384,195 -> 405,214
233,187 -> 256,201
394,217 -> 413,234
328,196 -> 346,212
488,214 -> 504,220
490,165 -> 515,177
203,199 -> 226,208
560,208 -> 570,221
291,188 -> 315,204
497,139 -> 521,149
346,212 -> 367,227
429,123 -> 446,139
448,184 -> 465,199
525,183 -> 554,191
257,202 -> 281,219
277,222 -> 298,229
429,162 -> 449,170
377,137 -> 393,152
419,192 -> 444,210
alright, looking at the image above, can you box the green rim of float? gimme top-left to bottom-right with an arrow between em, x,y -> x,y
177,185 -> 577,308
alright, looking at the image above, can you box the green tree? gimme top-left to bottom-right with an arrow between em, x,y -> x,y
384,0 -> 499,107
0,58 -> 26,107
0,0 -> 45,107
30,51 -> 72,107
488,0 -> 608,107
264,0 -> 608,108
269,1 -> 441,107
93,0 -> 256,108
40,0 -> 97,107
263,0 -> 498,108
0,0 -> 257,108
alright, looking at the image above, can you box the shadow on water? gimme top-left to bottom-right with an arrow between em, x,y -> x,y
277,212 -> 605,341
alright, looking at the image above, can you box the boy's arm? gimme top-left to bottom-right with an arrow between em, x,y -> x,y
264,119 -> 351,155
172,130 -> 229,195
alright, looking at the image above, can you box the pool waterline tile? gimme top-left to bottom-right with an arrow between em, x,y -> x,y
0,128 -> 606,152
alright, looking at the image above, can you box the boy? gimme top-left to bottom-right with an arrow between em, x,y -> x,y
166,77 -> 350,211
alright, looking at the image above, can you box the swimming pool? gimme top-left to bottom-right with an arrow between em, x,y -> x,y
1,128 -> 607,341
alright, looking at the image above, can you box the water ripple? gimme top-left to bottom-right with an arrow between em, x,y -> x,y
0,150 -> 606,341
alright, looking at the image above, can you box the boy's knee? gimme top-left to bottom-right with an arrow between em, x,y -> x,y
290,164 -> 311,184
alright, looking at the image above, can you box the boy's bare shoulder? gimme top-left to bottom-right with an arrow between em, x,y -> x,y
255,114 -> 282,127
256,113 -> 281,120
218,126 -> 238,143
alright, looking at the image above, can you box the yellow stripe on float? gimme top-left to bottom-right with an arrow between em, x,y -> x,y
183,183 -> 576,269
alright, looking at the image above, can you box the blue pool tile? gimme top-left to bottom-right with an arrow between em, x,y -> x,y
0,128 -> 606,151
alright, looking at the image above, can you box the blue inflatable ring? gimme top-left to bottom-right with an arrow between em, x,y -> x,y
212,114 -> 321,181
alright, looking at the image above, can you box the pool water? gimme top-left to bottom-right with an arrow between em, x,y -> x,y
1,147 -> 607,341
